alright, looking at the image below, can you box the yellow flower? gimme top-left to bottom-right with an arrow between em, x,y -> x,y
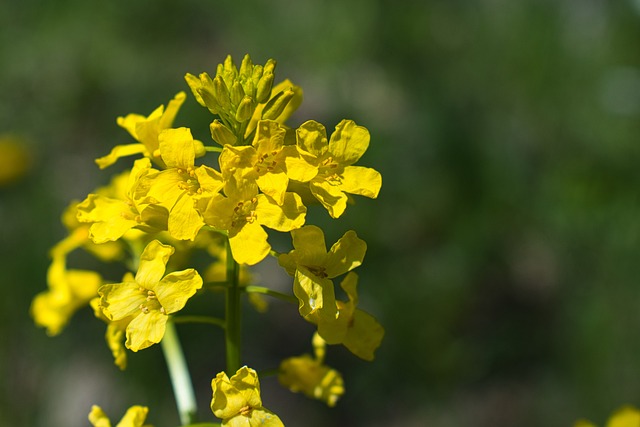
317,272 -> 384,361
139,127 -> 224,240
219,120 -> 316,205
211,366 -> 284,427
77,158 -> 169,243
295,119 -> 382,218
201,175 -> 306,265
96,92 -> 203,169
0,134 -> 32,186
89,405 -> 152,427
98,240 -> 202,351
277,225 -> 366,325
278,333 -> 344,407
576,406 -> 640,427
31,254 -> 102,336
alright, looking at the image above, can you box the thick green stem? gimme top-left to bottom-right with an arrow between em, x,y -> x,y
225,239 -> 241,375
161,322 -> 197,425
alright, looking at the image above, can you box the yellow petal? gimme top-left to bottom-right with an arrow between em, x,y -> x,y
135,240 -> 174,286
95,144 -> 148,169
328,119 -> 370,165
167,192 -> 203,241
325,231 -> 367,278
155,269 -> 203,314
295,120 -> 328,158
158,127 -> 196,169
309,179 -> 348,218
255,193 -> 306,232
99,283 -> 146,321
256,171 -> 288,205
125,309 -> 168,351
294,267 -> 337,322
89,405 -> 112,427
341,309 -> 384,361
282,145 -> 317,182
115,405 -> 150,427
229,221 -> 270,265
339,166 -> 382,199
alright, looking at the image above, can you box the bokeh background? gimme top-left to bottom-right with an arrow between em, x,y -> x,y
2,1 -> 640,426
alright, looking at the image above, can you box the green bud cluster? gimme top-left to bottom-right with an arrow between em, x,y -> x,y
186,54 -> 297,147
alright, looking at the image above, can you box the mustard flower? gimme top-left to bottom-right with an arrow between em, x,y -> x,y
201,175 -> 306,265
139,127 -> 224,240
98,240 -> 202,351
317,272 -> 384,361
278,333 -> 344,407
218,120 -> 316,205
295,119 -> 382,218
575,406 -> 640,427
31,254 -> 102,336
77,158 -> 169,243
96,92 -> 193,169
89,405 -> 152,427
90,296 -> 130,370
278,225 -> 366,325
211,366 -> 284,427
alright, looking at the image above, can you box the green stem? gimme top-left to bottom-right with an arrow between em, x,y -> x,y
171,315 -> 226,329
204,146 -> 223,153
225,239 -> 241,375
244,285 -> 297,304
161,322 -> 197,425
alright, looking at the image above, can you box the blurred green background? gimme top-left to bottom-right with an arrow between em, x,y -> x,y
2,1 -> 640,426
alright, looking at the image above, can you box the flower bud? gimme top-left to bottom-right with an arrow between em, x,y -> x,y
262,89 -> 295,120
256,72 -> 274,104
239,54 -> 253,80
213,76 -> 231,112
230,81 -> 245,106
193,139 -> 206,158
210,120 -> 238,146
235,96 -> 254,122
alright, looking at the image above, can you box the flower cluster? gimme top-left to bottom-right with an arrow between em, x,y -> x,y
31,54 -> 384,426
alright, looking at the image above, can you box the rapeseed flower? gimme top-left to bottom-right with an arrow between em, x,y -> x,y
201,175 -> 306,265
97,240 -> 202,351
139,127 -> 224,240
96,92 -> 192,169
211,366 -> 284,427
278,225 -> 366,325
295,119 -> 381,218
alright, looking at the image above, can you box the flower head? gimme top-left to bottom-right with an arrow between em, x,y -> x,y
98,240 -> 202,351
295,119 -> 381,218
211,366 -> 284,427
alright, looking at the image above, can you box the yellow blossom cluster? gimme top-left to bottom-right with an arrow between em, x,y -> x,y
32,54 -> 384,426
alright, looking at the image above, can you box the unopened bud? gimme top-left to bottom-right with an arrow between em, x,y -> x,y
239,54 -> 253,79
256,72 -> 275,103
193,139 -> 206,158
210,120 -> 238,146
235,96 -> 254,122
213,76 -> 232,111
231,81 -> 245,106
262,89 -> 295,120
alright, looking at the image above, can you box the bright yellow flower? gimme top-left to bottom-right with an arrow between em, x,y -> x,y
98,240 -> 202,351
219,120 -> 316,205
31,254 -> 102,336
96,92 -> 200,169
139,127 -> 224,240
211,366 -> 284,427
576,406 -> 640,427
77,158 -> 169,243
295,119 -> 382,218
278,333 -> 344,407
89,405 -> 152,427
277,225 -> 366,325
317,272 -> 384,361
201,176 -> 306,265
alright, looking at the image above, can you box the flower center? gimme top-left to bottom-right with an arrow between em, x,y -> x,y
176,167 -> 202,196
254,150 -> 279,174
231,197 -> 258,228
305,265 -> 328,278
138,288 -> 165,315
